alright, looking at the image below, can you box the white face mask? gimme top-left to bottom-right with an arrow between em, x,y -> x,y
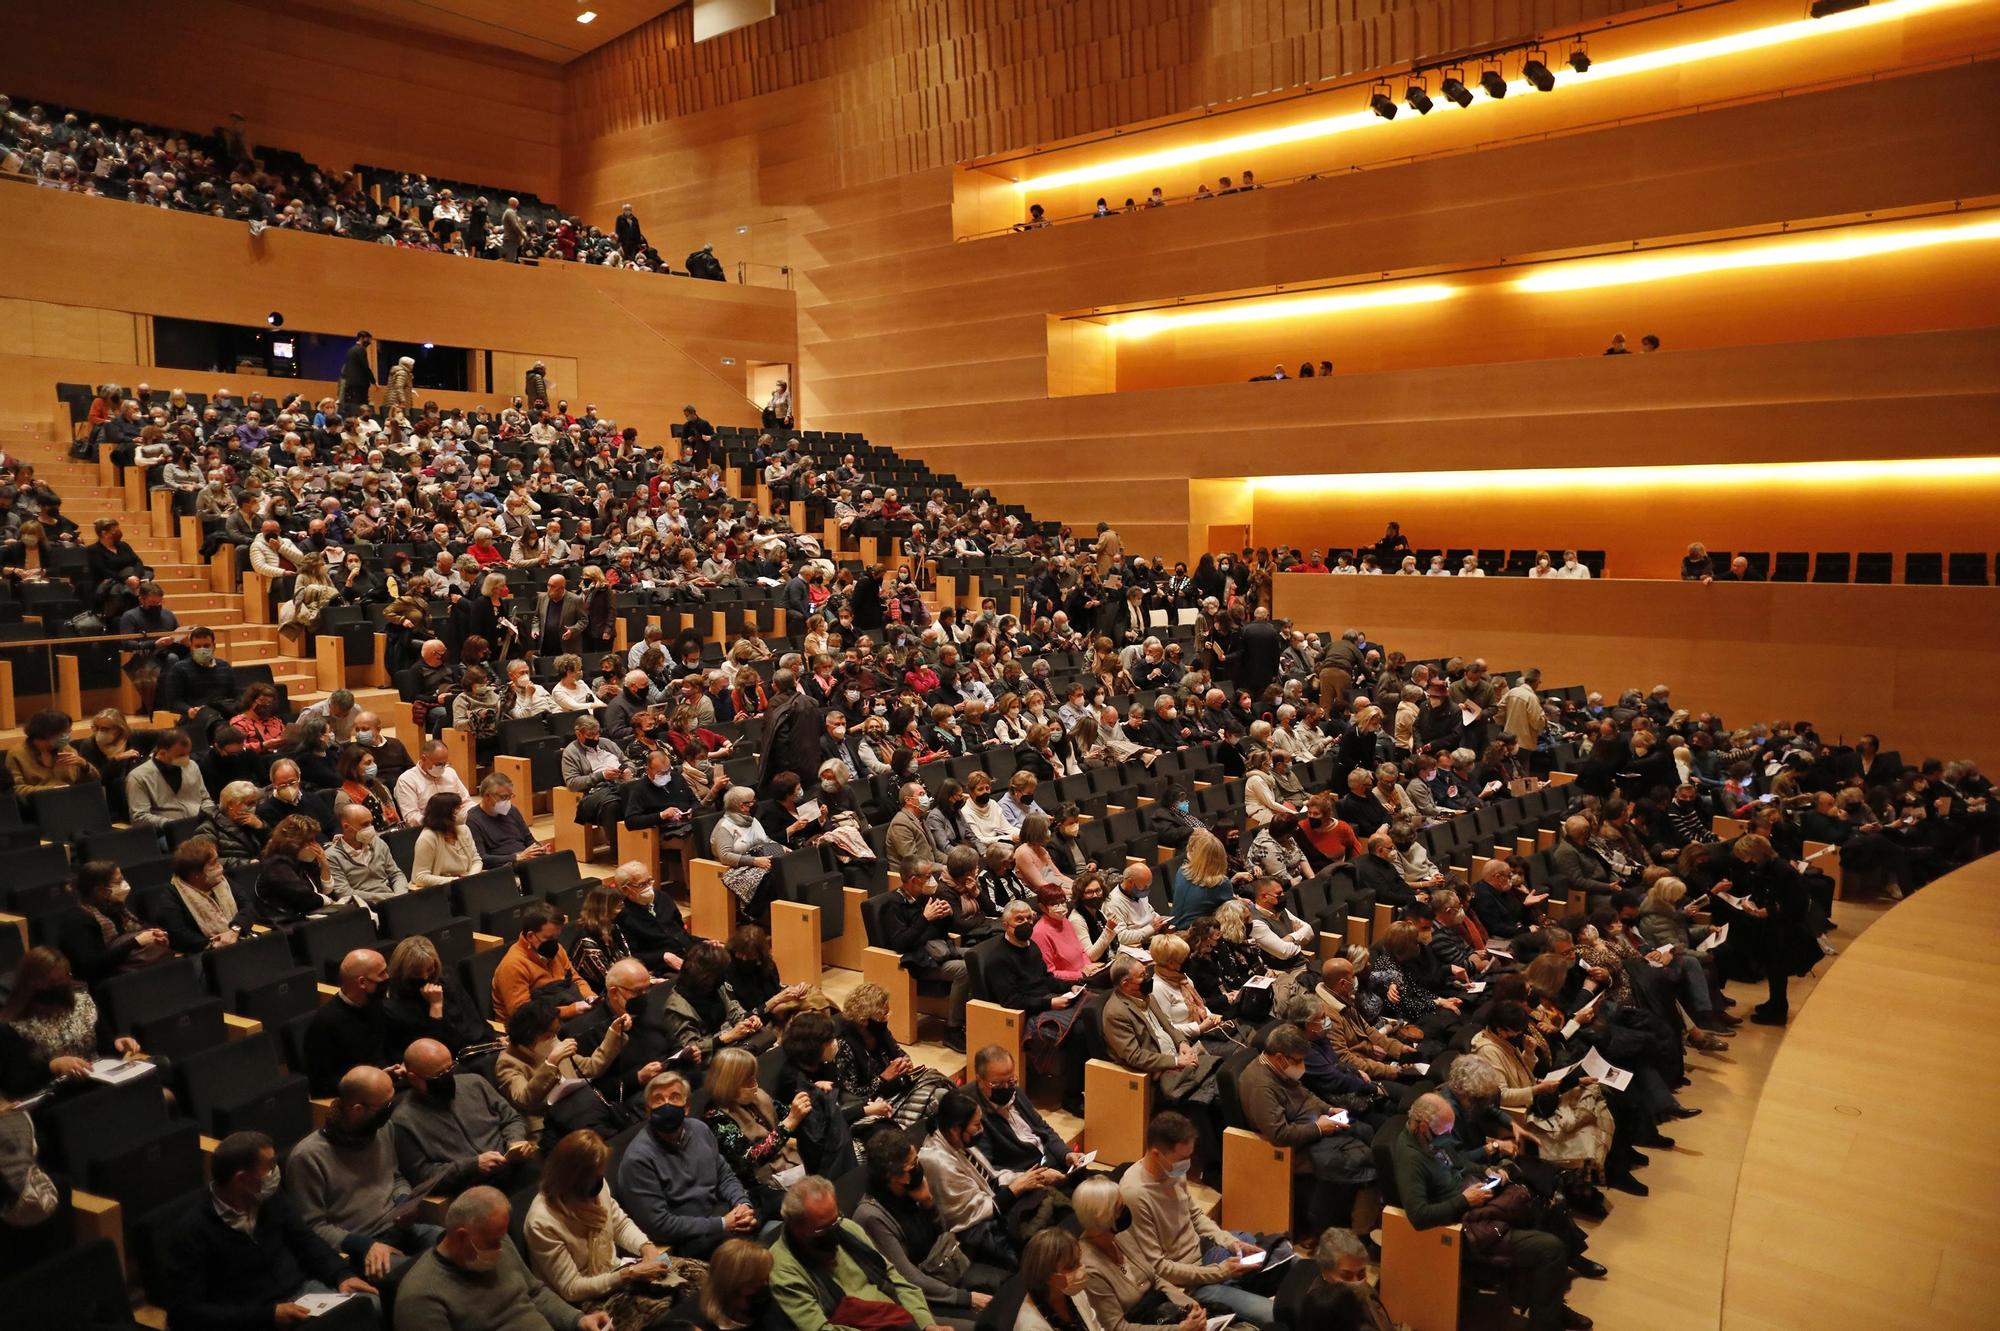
460,1242 -> 504,1273
492,799 -> 513,818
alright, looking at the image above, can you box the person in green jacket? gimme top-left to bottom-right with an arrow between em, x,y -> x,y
771,1174 -> 944,1331
1389,1094 -> 1585,1331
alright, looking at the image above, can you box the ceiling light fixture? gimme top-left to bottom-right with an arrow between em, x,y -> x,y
1479,64 -> 1510,99
1404,79 -> 1434,115
1440,68 -> 1474,109
1568,42 -> 1593,74
1523,49 -> 1557,92
1368,83 -> 1398,120
576,10 -> 598,24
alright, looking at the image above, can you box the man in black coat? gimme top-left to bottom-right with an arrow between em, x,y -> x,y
615,204 -> 647,258
966,1042 -> 1080,1173
1235,606 -> 1284,699
756,668 -> 823,795
338,330 -> 375,412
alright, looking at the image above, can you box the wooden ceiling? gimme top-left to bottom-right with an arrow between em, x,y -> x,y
309,0 -> 687,64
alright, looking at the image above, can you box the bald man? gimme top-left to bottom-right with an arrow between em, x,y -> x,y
301,948 -> 389,1096
287,1065 -> 440,1280
389,1039 -> 537,1197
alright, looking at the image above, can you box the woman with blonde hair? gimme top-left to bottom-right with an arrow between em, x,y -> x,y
694,1238 -> 770,1331
524,1129 -> 699,1328
1148,932 -> 1228,1044
1168,827 -> 1239,926
1014,813 -> 1073,904
833,982 -> 955,1131
702,1045 -> 810,1218
1241,748 -> 1292,828
1071,1176 -> 1201,1331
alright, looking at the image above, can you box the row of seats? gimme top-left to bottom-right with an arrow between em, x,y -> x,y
1708,549 -> 2000,585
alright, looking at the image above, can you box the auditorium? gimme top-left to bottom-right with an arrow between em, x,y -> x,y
0,0 -> 1995,1328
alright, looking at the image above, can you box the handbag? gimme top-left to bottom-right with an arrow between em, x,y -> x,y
825,1296 -> 917,1331
916,1229 -> 972,1285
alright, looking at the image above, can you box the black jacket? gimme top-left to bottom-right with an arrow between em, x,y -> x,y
164,1190 -> 353,1331
158,656 -> 240,716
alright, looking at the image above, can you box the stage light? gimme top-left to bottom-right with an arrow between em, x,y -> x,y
1440,69 -> 1473,108
1369,84 -> 1398,120
1568,44 -> 1593,73
1810,0 -> 1869,16
266,311 -> 284,328
1110,282 -> 1459,340
1523,50 -> 1556,92
1515,215 -> 2000,293
1479,65 -> 1509,99
1405,80 -> 1433,115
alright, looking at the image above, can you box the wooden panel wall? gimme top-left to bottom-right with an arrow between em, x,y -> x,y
0,0 -> 564,200
0,300 -> 138,366
1268,574 -> 2000,768
0,188 -> 793,435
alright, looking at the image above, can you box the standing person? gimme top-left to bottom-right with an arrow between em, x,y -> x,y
500,197 -> 527,262
614,204 -> 647,260
339,330 -> 375,413
1093,522 -> 1123,579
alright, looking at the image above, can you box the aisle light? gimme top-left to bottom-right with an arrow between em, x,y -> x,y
1249,455 -> 2000,498
1005,0 -> 1966,193
1515,215 -> 2000,292
1110,283 -> 1458,340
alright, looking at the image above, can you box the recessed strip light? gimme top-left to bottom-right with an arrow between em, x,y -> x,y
577,10 -> 598,24
1249,456 -> 2000,498
1112,283 -> 1458,339
1008,0 -> 1966,193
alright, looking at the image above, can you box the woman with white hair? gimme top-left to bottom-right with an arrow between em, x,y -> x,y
384,355 -> 415,412
711,786 -> 784,911
1071,1176 -> 1203,1331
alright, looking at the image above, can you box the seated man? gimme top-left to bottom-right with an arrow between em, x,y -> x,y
771,1174 -> 937,1331
128,726 -> 215,828
604,860 -> 692,974
560,712 -> 632,838
350,711 -> 414,789
1314,958 -> 1428,1105
623,746 -> 696,830
614,1069 -> 758,1260
1278,1227 -> 1397,1331
325,802 -> 411,911
1120,1110 -> 1288,1327
491,901 -> 597,1022
1101,955 -> 1220,1117
393,1185 -> 611,1331
1471,856 -> 1549,939
965,1044 -> 1085,1176
1237,1024 -> 1376,1234
303,949 -> 395,1097
157,625 -> 239,724
164,1130 -> 376,1330
881,858 -> 970,1052
465,772 -> 550,868
1390,1094 -> 1585,1331
390,1038 -> 539,1196
287,1066 -> 441,1280
394,738 -> 471,827
1550,815 -> 1619,906
582,957 -> 693,1101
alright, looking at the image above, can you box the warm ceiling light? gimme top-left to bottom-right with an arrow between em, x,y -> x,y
1479,66 -> 1509,99
1405,80 -> 1434,115
1516,215 -> 2000,293
1369,84 -> 1398,120
1111,283 -> 1459,340
1249,455 -> 2000,498
1568,44 -> 1593,74
576,9 -> 597,23
1523,50 -> 1557,92
1006,0 -> 1962,193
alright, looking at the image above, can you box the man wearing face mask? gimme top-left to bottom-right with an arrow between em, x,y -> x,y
391,1038 -> 539,1198
466,772 -> 550,868
157,625 -> 240,724
1390,1094 -> 1585,1331
881,860 -> 969,1053
623,747 -> 697,832
396,1185 -> 611,1331
326,802 -> 410,913
303,948 -> 394,1096
615,1071 -> 758,1259
1102,952 -> 1219,1119
885,780 -> 941,877
605,860 -> 691,975
163,1130 -> 376,1330
771,1174 -> 942,1331
394,738 -> 471,827
347,709 -> 413,789
1275,1226 -> 1393,1331
967,1044 -> 1084,1176
493,902 -> 597,1022
287,1066 -> 440,1282
1119,1110 -> 1280,1326
1238,1024 -> 1378,1236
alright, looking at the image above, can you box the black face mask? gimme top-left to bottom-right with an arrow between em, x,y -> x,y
1009,922 -> 1035,944
34,984 -> 73,1008
973,793 -> 992,806
1113,1207 -> 1135,1233
1137,976 -> 1155,1001
988,1083 -> 1017,1107
422,1073 -> 456,1103
536,938 -> 561,959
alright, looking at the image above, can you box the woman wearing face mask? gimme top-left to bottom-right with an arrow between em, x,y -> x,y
1013,1226 -> 1101,1331
663,942 -> 769,1062
833,984 -> 954,1132
1070,1177 -> 1205,1331
254,814 -> 330,925
959,771 -> 1013,850
769,1011 -> 859,1179
228,682 -> 285,751
76,707 -> 143,804
0,946 -> 147,1094
853,1128 -> 1003,1330
411,792 -> 480,889
158,836 -> 255,953
334,743 -> 396,830
382,936 -> 491,1059
56,861 -> 172,982
495,997 -> 630,1139
205,780 -> 273,872
701,1045 -> 811,1219
5,709 -> 98,796
524,1129 -> 693,1328
1064,869 -> 1118,970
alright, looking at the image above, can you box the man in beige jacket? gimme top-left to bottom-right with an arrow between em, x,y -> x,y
1501,667 -> 1547,749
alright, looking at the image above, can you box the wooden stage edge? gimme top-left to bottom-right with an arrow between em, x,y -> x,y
1720,851 -> 2000,1330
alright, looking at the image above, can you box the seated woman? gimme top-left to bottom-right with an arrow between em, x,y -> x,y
253,814 -> 329,925
700,1045 -> 810,1220
332,743 -> 396,830
381,935 -> 493,1058
411,791 -> 480,888
207,780 -> 272,872
833,983 -> 955,1133
723,923 -> 788,1019
662,941 -> 771,1061
549,654 -> 600,713
5,708 -> 98,796
1467,997 -> 1627,1194
1246,811 -> 1312,888
1183,914 -> 1269,1022
768,1011 -> 859,1179
1170,828 -> 1240,927
1070,1176 -> 1202,1331
569,884 -> 633,997
1147,934 -> 1233,1047
918,1091 -> 1048,1271
1362,921 -> 1461,1038
156,837 -> 257,954
495,997 -> 630,1145
55,861 -> 172,984
229,682 -> 286,752
1013,814 -> 1073,904
1063,868 -> 1118,974
0,947 -> 148,1096
853,1127 -> 1005,1331
979,843 -> 1032,917
524,1128 -> 693,1330
76,708 -> 145,819
1032,889 -> 1105,989
960,770 -> 1015,850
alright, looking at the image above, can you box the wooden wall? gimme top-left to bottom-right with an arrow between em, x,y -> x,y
0,0 -> 565,201
1268,573 -> 2000,766
0,188 -> 793,435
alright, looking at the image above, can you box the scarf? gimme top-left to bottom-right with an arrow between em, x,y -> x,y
721,1089 -> 779,1145
154,756 -> 185,793
554,1194 -> 616,1273
175,875 -> 237,938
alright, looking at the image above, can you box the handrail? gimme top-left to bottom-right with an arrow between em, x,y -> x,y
0,628 -> 195,651
955,49 -> 2000,241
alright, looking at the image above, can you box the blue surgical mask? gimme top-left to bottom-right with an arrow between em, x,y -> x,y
1166,1159 -> 1191,1180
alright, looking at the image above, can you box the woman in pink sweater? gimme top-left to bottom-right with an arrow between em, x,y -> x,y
1033,895 -> 1099,984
